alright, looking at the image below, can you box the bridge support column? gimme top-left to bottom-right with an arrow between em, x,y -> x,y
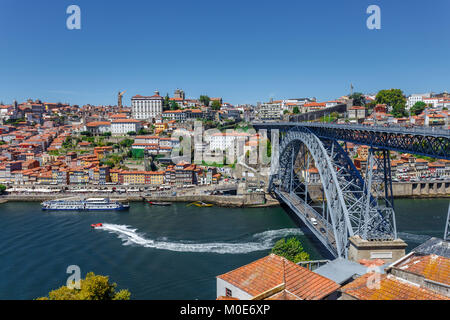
347,236 -> 407,264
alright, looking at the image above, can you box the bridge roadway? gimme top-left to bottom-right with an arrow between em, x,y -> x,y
276,189 -> 338,257
253,122 -> 450,160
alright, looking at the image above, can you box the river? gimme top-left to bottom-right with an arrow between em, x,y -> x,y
0,198 -> 448,300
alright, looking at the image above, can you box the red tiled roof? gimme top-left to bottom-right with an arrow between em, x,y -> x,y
217,254 -> 340,300
86,121 -> 111,127
340,273 -> 449,300
216,296 -> 239,300
394,254 -> 450,286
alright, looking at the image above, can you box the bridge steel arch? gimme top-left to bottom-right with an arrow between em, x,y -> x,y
271,127 -> 397,258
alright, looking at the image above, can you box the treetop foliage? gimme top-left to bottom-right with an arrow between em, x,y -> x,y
37,272 -> 130,300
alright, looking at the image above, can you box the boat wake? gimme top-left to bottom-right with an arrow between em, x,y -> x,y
397,232 -> 432,243
95,224 -> 304,254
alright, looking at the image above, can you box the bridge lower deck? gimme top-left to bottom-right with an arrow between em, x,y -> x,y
276,189 -> 338,257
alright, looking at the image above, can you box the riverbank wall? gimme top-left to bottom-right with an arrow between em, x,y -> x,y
306,181 -> 450,199
0,192 -> 280,208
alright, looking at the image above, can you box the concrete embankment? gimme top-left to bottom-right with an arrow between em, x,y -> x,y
306,181 -> 450,199
2,192 -> 280,208
146,193 -> 280,208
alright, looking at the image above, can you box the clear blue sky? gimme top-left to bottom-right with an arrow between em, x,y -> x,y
0,0 -> 449,106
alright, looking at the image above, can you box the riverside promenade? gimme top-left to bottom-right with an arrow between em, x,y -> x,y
0,192 -> 280,208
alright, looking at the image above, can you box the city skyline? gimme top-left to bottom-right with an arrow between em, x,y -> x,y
1,0 -> 450,106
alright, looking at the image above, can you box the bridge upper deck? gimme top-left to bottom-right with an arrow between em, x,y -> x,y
253,122 -> 450,160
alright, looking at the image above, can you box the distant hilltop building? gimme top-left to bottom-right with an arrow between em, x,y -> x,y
174,89 -> 185,100
131,90 -> 163,121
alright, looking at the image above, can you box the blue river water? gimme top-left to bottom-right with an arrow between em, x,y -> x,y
0,198 -> 448,300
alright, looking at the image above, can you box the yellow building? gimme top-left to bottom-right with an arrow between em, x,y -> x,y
147,171 -> 164,185
110,169 -> 120,184
122,171 -> 146,185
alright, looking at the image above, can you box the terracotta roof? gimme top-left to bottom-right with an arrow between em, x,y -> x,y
264,290 -> 301,300
86,121 -> 111,127
393,254 -> 450,286
216,296 -> 239,300
340,273 -> 449,300
217,254 -> 340,300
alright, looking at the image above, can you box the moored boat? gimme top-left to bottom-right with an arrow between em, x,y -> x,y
147,201 -> 172,206
41,197 -> 129,211
187,201 -> 213,207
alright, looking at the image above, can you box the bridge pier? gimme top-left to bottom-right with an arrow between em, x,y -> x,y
347,236 -> 407,264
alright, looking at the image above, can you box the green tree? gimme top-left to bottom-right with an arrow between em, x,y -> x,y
138,128 -> 149,135
375,89 -> 406,107
0,184 -> 6,194
163,94 -> 170,111
119,139 -> 134,148
292,106 -> 300,114
37,272 -> 130,300
271,237 -> 310,263
170,100 -> 179,110
392,103 -> 408,118
410,101 -> 426,115
349,92 -> 366,106
211,100 -> 221,110
127,131 -> 136,136
200,95 -> 210,107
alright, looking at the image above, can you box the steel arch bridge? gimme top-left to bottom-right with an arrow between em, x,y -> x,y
269,126 -> 398,258
254,122 -> 450,258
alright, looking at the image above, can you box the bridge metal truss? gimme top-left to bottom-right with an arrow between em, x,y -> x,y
270,127 -> 397,258
305,124 -> 450,160
445,203 -> 450,241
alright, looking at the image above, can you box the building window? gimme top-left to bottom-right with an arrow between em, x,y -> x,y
225,288 -> 232,297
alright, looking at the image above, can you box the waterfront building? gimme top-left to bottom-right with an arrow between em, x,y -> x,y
131,91 -> 164,121
118,170 -> 164,185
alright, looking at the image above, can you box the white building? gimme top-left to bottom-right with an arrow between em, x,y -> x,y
259,101 -> 283,120
131,91 -> 164,120
208,131 -> 251,151
85,121 -> 111,134
407,93 -> 431,109
422,97 -> 440,109
111,119 -> 142,135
